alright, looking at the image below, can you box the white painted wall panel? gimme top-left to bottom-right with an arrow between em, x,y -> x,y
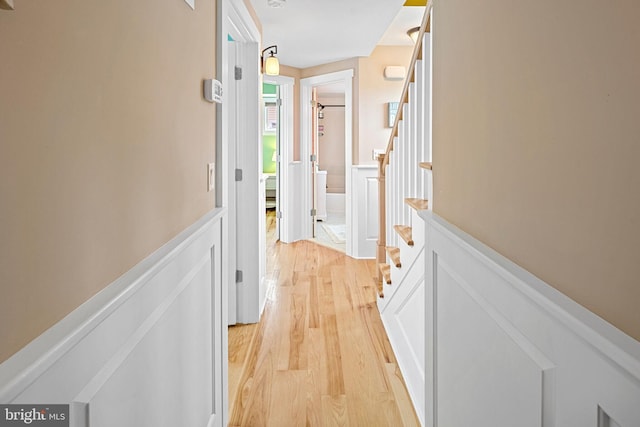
380,245 -> 426,425
380,211 -> 640,427
0,210 -> 227,427
351,166 -> 378,259
436,260 -> 546,427
424,212 -> 640,427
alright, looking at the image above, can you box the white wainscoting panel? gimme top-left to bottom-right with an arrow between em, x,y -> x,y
0,209 -> 227,427
350,166 -> 378,259
379,247 -> 426,425
420,211 -> 640,427
379,210 -> 640,427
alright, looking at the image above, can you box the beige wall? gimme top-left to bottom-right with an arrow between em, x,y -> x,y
0,0 -> 216,362
318,94 -> 346,192
358,45 -> 414,165
433,0 -> 640,340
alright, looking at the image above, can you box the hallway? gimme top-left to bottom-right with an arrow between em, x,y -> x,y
228,211 -> 419,426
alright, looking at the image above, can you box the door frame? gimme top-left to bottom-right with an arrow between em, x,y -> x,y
263,75 -> 295,244
300,70 -> 354,256
217,0 -> 261,326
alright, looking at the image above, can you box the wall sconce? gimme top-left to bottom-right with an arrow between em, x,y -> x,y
261,45 -> 280,76
407,26 -> 420,43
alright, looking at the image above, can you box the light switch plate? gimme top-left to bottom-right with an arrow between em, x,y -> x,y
207,163 -> 215,192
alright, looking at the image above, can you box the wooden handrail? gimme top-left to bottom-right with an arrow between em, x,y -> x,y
377,3 -> 432,285
381,2 -> 432,173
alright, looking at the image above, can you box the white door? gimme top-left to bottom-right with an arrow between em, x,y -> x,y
232,41 -> 265,325
311,87 -> 319,237
227,39 -> 238,325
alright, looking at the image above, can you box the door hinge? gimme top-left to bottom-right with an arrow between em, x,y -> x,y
236,270 -> 243,283
310,208 -> 317,216
276,98 -> 282,107
310,154 -> 317,162
235,168 -> 243,181
276,211 -> 282,219
234,66 -> 243,81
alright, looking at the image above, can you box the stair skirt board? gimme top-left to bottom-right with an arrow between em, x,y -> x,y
0,210 -> 227,427
380,258 -> 426,425
379,211 -> 640,426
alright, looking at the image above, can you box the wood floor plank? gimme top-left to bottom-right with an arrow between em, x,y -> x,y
228,212 -> 420,426
323,313 -> 346,396
288,292 -> 308,370
306,331 -> 323,425
268,370 -> 307,427
321,395 -> 349,427
385,363 -> 421,427
308,276 -> 320,329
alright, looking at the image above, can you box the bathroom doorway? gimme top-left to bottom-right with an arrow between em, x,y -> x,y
313,81 -> 346,253
301,70 -> 353,255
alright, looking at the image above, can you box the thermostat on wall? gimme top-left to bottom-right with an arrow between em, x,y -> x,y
204,79 -> 223,103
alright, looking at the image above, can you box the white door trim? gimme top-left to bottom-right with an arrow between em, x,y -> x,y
263,75 -> 295,243
217,0 -> 261,326
300,70 -> 354,256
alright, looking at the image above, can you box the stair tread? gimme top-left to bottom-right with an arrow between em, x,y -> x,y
385,246 -> 402,268
378,263 -> 392,285
419,162 -> 432,170
405,198 -> 429,211
393,225 -> 414,247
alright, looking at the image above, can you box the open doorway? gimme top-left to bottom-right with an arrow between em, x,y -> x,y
262,83 -> 280,242
301,70 -> 354,256
262,75 -> 295,244
312,82 -> 346,253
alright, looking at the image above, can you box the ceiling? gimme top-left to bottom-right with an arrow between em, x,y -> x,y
249,0 -> 425,69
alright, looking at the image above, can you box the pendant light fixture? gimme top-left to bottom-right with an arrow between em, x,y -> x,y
407,26 -> 420,43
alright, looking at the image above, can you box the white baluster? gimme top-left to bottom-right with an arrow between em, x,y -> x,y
387,150 -> 395,247
415,59 -> 425,199
402,104 -> 410,225
408,82 -> 415,203
397,118 -> 404,228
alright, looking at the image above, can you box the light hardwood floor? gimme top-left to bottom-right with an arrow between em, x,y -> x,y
228,209 -> 419,426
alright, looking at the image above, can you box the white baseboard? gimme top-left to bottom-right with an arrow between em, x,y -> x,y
381,211 -> 640,426
0,209 -> 228,427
